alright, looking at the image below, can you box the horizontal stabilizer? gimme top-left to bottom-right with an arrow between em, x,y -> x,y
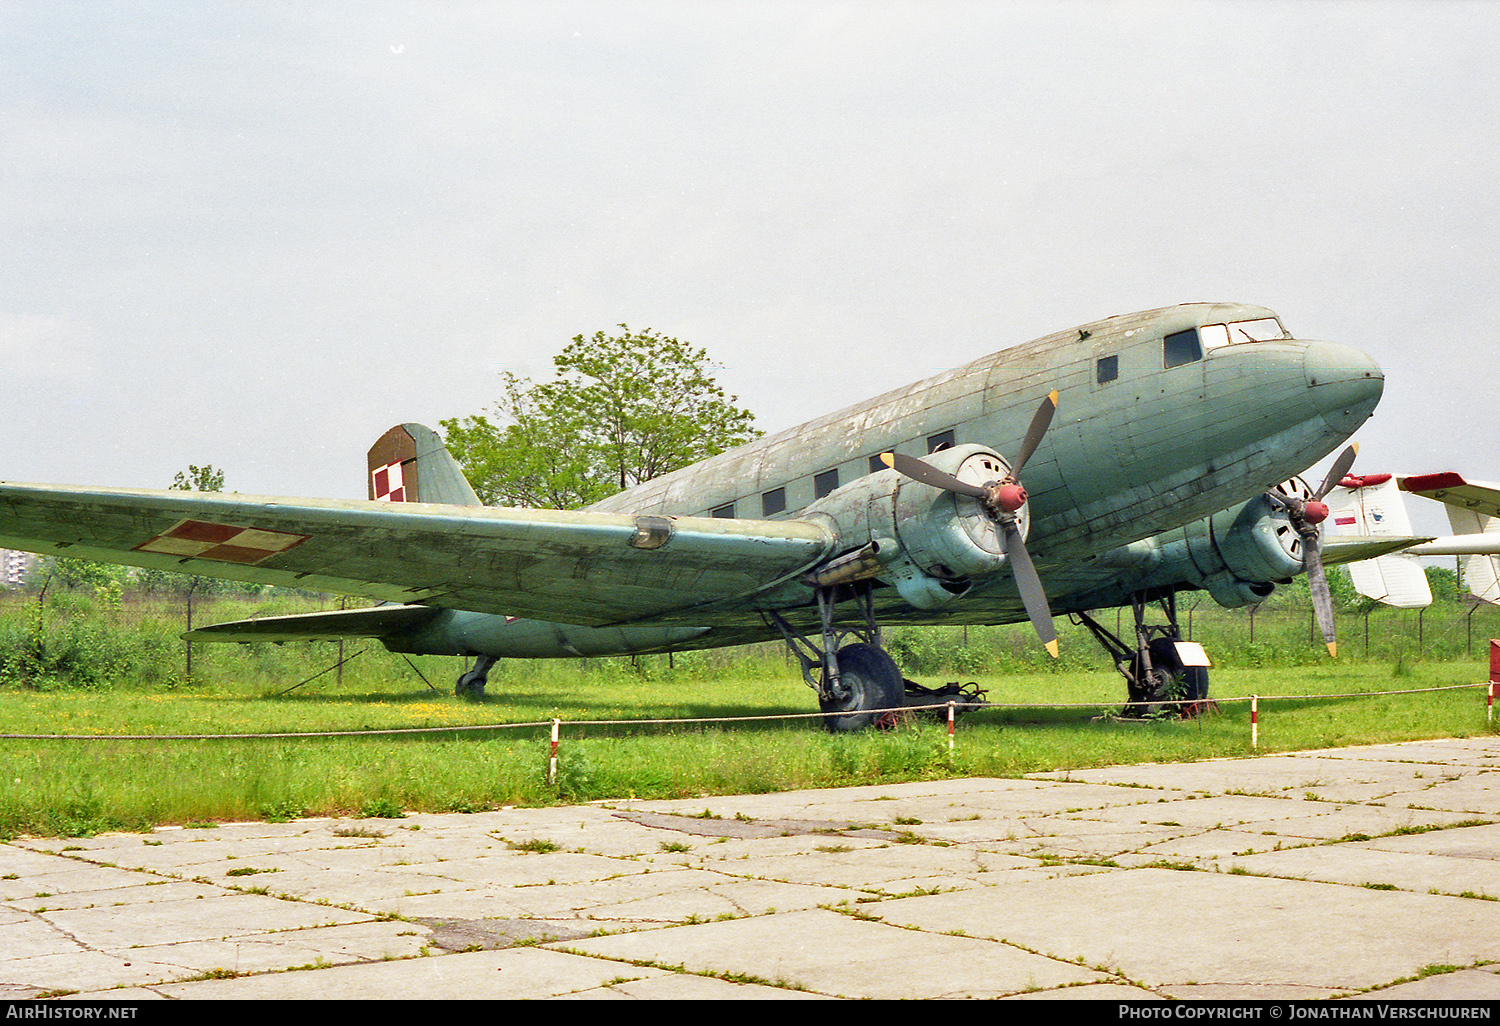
185,604 -> 443,643
1320,535 -> 1434,565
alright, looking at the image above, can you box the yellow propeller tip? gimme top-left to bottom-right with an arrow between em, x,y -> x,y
1326,642 -> 1338,658
1045,640 -> 1059,659
878,452 -> 895,468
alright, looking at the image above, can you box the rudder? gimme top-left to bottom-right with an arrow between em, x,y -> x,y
367,424 -> 483,507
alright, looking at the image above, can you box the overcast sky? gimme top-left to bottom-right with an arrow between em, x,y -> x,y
3,1 -> 1496,539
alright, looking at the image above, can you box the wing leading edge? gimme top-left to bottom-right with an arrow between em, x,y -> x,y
0,483 -> 835,627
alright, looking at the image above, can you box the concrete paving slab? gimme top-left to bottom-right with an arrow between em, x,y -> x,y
560,907 -> 1121,999
4,736 -> 1500,999
1226,844 -> 1500,897
875,866 -> 1500,994
152,945 -> 676,1000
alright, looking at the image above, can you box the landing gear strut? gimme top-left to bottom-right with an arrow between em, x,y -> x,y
1073,591 -> 1210,718
767,586 -> 986,731
455,655 -> 495,700
767,586 -> 906,732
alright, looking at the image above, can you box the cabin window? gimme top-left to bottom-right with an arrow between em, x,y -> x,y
814,469 -> 839,498
927,429 -> 954,453
711,502 -> 735,518
1163,328 -> 1202,368
1096,355 -> 1118,384
761,488 -> 786,516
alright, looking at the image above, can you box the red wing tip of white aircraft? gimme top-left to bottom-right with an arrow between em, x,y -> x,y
1339,473 -> 1392,489
1400,472 -> 1468,493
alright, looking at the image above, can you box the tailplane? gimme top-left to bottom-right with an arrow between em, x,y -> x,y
367,424 -> 483,507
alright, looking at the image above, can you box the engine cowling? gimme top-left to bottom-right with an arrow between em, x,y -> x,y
801,443 -> 1024,608
1171,477 -> 1311,607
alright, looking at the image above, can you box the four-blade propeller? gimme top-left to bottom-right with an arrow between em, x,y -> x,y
1267,442 -> 1359,657
880,391 -> 1061,658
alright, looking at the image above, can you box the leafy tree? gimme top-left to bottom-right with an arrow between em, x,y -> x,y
443,326 -> 761,509
171,464 -> 225,492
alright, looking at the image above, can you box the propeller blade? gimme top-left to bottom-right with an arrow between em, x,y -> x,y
1313,443 -> 1359,501
1002,520 -> 1059,658
1304,533 -> 1338,657
879,451 -> 988,499
1011,390 -> 1060,478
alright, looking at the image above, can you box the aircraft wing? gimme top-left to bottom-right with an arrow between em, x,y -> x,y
0,483 -> 835,627
1399,473 -> 1500,519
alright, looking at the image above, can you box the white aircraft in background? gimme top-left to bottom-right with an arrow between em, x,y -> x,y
1328,472 -> 1500,608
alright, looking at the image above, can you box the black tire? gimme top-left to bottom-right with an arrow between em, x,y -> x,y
1126,638 -> 1209,716
819,643 -> 904,732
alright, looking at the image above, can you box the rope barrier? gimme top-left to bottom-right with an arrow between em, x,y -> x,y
1,681 -> 1489,743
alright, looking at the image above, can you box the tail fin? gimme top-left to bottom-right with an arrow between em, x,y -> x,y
367,424 -> 483,507
1440,503 -> 1500,604
1327,474 -> 1433,607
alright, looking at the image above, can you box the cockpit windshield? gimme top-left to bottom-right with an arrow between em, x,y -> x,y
1199,317 -> 1289,351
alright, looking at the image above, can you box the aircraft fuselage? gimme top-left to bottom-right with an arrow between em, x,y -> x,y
397,303 -> 1382,660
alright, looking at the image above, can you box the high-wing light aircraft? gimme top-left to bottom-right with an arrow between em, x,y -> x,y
1328,473 -> 1500,608
0,303 -> 1387,728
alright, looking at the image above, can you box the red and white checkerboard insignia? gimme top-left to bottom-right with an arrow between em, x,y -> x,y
372,461 -> 406,502
134,520 -> 310,565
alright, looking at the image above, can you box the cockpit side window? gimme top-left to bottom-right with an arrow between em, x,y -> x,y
1199,323 -> 1231,350
1163,328 -> 1202,368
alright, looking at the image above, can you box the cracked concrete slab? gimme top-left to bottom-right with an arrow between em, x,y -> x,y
5,736 -> 1500,1000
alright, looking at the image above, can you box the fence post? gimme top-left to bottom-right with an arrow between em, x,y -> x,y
548,718 -> 560,784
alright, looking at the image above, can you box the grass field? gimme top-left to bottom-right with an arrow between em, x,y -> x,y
0,585 -> 1496,839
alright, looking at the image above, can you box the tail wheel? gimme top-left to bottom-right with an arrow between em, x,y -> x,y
820,643 -> 904,732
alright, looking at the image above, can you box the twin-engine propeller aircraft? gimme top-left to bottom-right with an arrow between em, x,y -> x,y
0,303 -> 1389,728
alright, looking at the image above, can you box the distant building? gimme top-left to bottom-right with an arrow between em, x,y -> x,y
1,550 -> 33,587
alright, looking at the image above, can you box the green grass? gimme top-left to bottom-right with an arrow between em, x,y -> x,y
0,588 -> 1495,838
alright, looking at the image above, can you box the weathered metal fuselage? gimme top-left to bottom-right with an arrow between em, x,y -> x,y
397,303 -> 1382,658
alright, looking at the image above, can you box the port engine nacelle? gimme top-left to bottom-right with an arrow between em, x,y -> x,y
800,444 -> 1025,609
1165,484 -> 1310,608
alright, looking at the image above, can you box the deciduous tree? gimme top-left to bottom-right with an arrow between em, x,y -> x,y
443,326 -> 760,509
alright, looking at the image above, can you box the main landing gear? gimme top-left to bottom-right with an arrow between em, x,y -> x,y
1072,590 -> 1211,719
455,654 -> 496,700
767,585 -> 984,732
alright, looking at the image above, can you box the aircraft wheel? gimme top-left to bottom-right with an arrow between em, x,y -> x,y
1126,639 -> 1209,717
455,657 -> 493,700
819,643 -> 904,732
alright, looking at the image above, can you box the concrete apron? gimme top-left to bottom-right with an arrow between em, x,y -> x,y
4,737 -> 1500,1000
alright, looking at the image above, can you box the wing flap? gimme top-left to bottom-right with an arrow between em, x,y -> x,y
0,483 -> 835,626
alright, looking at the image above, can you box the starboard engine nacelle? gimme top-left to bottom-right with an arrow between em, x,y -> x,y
800,443 -> 1024,608
1163,480 -> 1311,607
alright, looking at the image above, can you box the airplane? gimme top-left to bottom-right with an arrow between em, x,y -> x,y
1327,472 -> 1500,608
0,302 -> 1390,729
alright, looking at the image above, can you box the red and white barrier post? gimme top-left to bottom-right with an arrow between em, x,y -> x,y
1489,641 -> 1499,728
548,718 -> 560,784
1251,695 -> 1259,750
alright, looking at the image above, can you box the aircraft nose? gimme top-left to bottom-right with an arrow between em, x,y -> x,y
1303,340 -> 1383,428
